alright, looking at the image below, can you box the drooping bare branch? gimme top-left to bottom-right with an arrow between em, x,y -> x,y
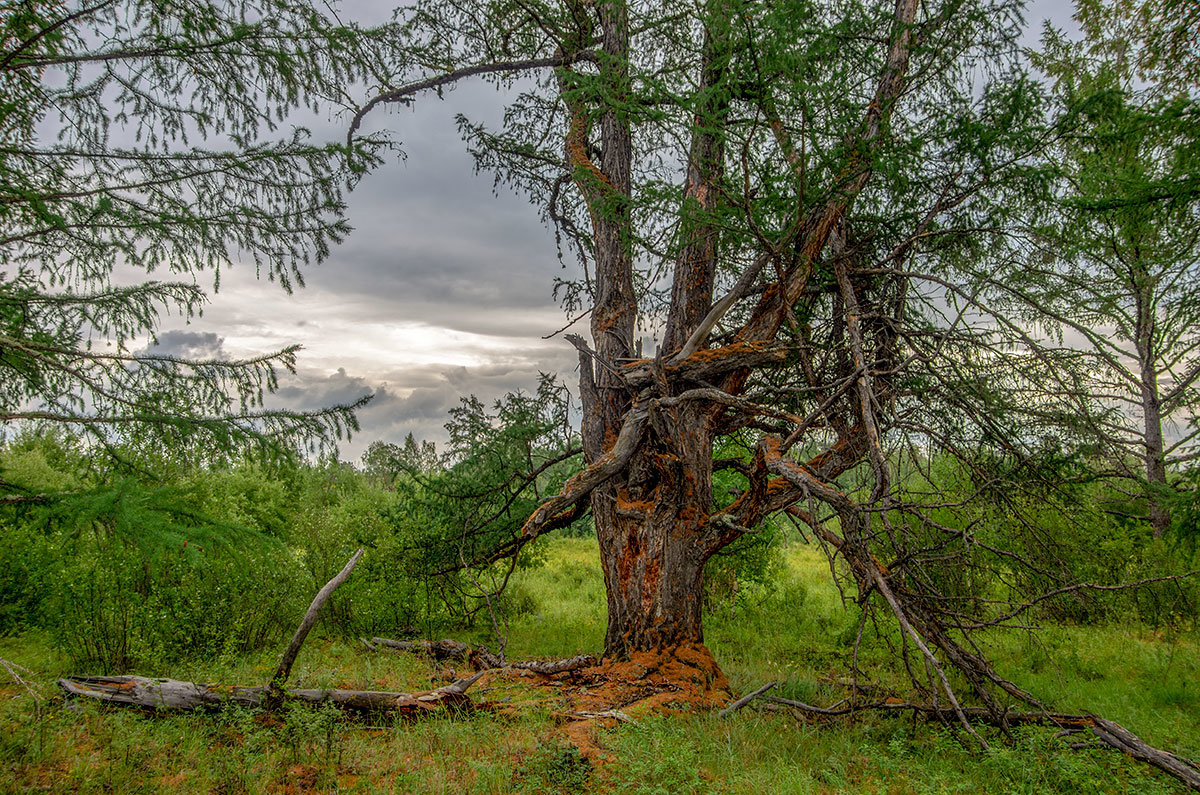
520,404 -> 648,538
349,52 -> 595,144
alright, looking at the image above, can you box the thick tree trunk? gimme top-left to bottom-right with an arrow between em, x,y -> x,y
596,501 -> 708,656
559,0 -> 739,668
593,408 -> 716,658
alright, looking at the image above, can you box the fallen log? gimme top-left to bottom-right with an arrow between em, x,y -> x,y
363,637 -> 594,675
367,637 -> 470,660
365,637 -> 505,669
510,654 -> 596,675
58,672 -> 484,714
1088,715 -> 1200,792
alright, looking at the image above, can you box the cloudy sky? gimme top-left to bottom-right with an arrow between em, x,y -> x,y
152,76 -> 582,459
151,0 -> 1078,462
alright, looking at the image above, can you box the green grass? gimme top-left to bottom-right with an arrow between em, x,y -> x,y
0,536 -> 1196,793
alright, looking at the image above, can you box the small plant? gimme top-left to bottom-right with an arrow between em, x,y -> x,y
515,741 -> 591,794
280,701 -> 345,781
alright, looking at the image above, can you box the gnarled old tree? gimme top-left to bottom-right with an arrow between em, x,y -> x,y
353,0 -> 1093,714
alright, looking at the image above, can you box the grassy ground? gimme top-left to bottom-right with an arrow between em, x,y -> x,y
0,537 -> 1197,793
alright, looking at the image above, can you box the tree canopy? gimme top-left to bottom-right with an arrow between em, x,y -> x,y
1003,25 -> 1200,536
0,0 -> 394,463
347,0 -> 1108,728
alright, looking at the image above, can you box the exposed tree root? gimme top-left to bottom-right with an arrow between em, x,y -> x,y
564,645 -> 732,716
469,645 -> 732,761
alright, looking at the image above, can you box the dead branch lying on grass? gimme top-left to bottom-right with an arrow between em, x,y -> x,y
716,681 -> 777,717
512,654 -> 597,675
362,636 -> 595,675
572,708 -> 635,723
55,548 -> 485,717
58,673 -> 483,714
723,686 -> 1200,791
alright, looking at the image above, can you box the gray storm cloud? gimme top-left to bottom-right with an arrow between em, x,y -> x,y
147,330 -> 228,360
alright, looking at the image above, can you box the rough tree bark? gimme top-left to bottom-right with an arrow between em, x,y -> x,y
557,0 -> 737,662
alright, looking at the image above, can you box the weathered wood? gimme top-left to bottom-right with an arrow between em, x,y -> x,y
270,547 -> 364,696
718,681 -> 777,718
619,342 -> 790,388
511,654 -> 596,675
573,709 -> 635,723
1089,715 -> 1200,792
364,638 -> 592,675
58,672 -> 484,714
368,637 -> 471,661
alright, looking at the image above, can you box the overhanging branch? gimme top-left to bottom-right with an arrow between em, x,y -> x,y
349,52 -> 596,144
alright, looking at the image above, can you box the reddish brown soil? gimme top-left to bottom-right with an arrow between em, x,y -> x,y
479,644 -> 732,762
569,644 -> 731,715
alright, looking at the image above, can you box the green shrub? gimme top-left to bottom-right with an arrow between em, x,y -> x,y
0,523 -> 56,635
47,536 -> 308,671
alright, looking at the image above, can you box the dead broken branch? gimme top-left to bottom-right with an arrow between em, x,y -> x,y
270,548 -> 364,700
58,673 -> 483,714
724,686 -> 1200,791
512,654 -> 597,676
717,681 -> 777,717
362,636 -> 595,675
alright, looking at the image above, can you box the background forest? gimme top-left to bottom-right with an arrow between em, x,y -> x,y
2,0 -> 1200,791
